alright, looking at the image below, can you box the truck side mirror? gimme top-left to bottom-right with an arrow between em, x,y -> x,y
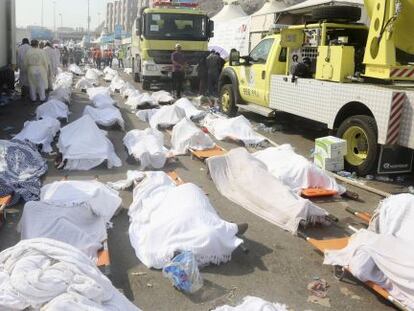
136,17 -> 142,36
229,49 -> 240,66
208,20 -> 214,38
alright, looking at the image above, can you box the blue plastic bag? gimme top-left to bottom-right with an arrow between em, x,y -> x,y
162,251 -> 203,293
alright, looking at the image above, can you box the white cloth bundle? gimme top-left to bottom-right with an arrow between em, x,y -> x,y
109,76 -> 126,93
53,72 -> 73,90
152,90 -> 174,104
149,105 -> 186,129
0,238 -> 140,310
68,64 -> 83,75
87,87 -> 111,100
253,144 -> 346,194
213,296 -> 288,311
126,93 -> 157,109
136,108 -> 159,122
75,77 -> 95,90
13,117 -> 61,153
36,99 -> 70,121
203,114 -> 265,145
85,68 -> 100,83
57,115 -> 122,170
369,194 -> 414,241
49,86 -> 72,103
93,94 -> 117,109
83,105 -> 125,129
324,229 -> 414,310
123,128 -> 167,169
103,67 -> 118,82
121,82 -> 137,98
128,171 -> 243,269
174,97 -> 205,120
207,148 -> 328,234
171,118 -> 215,155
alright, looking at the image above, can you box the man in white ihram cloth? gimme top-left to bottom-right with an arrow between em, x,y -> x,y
24,39 -> 49,102
16,38 -> 31,97
44,41 -> 58,90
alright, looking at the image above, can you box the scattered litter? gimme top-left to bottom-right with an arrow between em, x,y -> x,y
146,283 -> 153,288
307,278 -> 329,298
375,175 -> 394,182
307,295 -> 331,307
162,251 -> 203,293
212,296 -> 288,311
131,272 -> 147,276
337,171 -> 352,178
365,175 -> 374,180
340,287 -> 361,300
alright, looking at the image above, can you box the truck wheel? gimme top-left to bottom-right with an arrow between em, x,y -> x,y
142,79 -> 151,90
220,84 -> 238,117
337,115 -> 378,176
312,6 -> 361,22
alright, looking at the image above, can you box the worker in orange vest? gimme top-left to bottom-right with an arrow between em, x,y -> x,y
95,49 -> 102,70
108,49 -> 114,68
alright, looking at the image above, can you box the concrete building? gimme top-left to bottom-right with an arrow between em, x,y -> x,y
106,2 -> 114,33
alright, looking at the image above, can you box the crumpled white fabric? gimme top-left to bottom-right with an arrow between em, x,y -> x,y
36,99 -> 70,121
123,128 -> 168,169
49,86 -> 72,103
57,115 -> 122,170
213,296 -> 288,311
136,108 -> 158,122
85,68 -> 101,83
87,87 -> 111,101
207,148 -> 328,234
68,64 -> 83,75
128,171 -> 243,269
203,114 -> 265,145
13,117 -> 61,153
121,82 -> 137,98
83,105 -> 125,129
126,93 -> 157,109
369,194 -> 414,241
107,170 -> 145,191
0,238 -> 140,310
149,105 -> 186,129
171,118 -> 215,155
152,90 -> 174,104
53,72 -> 73,90
174,97 -> 205,120
103,67 -> 118,82
253,144 -> 346,194
324,229 -> 414,310
92,94 -> 117,109
76,77 -> 96,90
109,76 -> 126,93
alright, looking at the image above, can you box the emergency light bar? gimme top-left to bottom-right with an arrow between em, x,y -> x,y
152,0 -> 199,8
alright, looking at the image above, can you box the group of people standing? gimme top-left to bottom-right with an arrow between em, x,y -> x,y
17,38 -> 60,102
91,48 -> 125,70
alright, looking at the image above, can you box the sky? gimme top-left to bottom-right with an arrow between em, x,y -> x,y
16,0 -> 110,30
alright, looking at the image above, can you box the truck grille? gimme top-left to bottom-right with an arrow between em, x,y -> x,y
148,50 -> 209,65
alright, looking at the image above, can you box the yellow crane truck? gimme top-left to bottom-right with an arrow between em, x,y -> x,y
131,0 -> 214,90
219,0 -> 414,175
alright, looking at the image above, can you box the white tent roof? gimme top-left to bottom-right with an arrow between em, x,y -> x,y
252,0 -> 288,16
278,0 -> 363,14
211,1 -> 247,22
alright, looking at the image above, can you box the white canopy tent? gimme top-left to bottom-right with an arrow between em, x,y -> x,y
278,0 -> 363,14
252,0 -> 288,16
211,0 -> 247,22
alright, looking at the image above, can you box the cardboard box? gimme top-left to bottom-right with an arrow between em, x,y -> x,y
315,136 -> 347,158
314,153 -> 344,172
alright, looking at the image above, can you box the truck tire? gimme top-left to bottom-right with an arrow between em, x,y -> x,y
337,115 -> 378,176
142,79 -> 151,91
220,84 -> 238,117
312,6 -> 361,22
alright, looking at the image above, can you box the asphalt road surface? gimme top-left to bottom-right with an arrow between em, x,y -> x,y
0,67 -> 406,311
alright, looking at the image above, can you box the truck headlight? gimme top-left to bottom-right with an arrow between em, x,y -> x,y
145,64 -> 158,71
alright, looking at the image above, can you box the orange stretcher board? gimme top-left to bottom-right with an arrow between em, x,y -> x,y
301,188 -> 338,198
97,240 -> 111,275
0,195 -> 12,209
303,235 -> 408,310
190,145 -> 226,161
167,171 -> 185,185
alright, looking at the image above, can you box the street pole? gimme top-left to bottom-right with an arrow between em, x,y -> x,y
41,0 -> 44,27
59,13 -> 62,40
87,0 -> 90,43
53,1 -> 56,39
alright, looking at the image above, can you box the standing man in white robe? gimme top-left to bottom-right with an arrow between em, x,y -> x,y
24,40 -> 49,102
44,42 -> 57,90
53,45 -> 61,70
17,38 -> 31,98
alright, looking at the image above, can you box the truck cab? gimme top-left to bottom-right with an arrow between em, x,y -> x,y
131,3 -> 214,90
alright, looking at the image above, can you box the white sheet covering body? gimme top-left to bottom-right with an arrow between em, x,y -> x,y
13,117 -> 61,153
207,148 -> 328,234
324,229 -> 414,310
152,90 -> 174,104
136,108 -> 158,122
83,105 -> 125,129
57,115 -> 122,170
68,64 -> 83,75
123,129 -> 167,169
109,76 -> 126,93
19,180 -> 122,259
174,97 -> 205,120
369,194 -> 414,241
203,114 -> 265,145
49,86 -> 71,103
128,171 -> 243,269
75,77 -> 95,90
36,99 -> 69,121
93,94 -> 117,109
87,87 -> 111,100
253,145 -> 346,194
171,118 -> 215,155
213,296 -> 288,311
0,238 -> 140,310
149,105 -> 186,129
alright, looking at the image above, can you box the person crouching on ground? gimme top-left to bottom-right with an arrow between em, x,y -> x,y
171,43 -> 187,98
24,40 -> 49,103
